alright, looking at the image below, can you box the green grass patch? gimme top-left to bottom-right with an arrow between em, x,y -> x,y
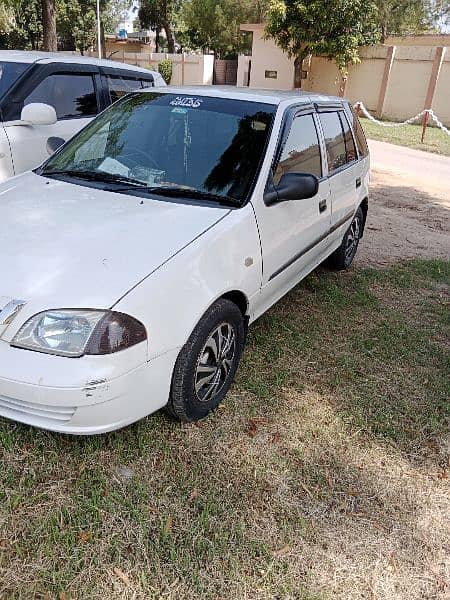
362,117 -> 450,156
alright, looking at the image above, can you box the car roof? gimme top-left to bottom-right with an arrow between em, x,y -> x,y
0,50 -> 158,75
151,85 -> 344,106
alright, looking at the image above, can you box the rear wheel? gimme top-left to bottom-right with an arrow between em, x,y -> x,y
328,207 -> 364,270
166,299 -> 245,422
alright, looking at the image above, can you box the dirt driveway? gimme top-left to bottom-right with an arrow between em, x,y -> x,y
358,140 -> 450,267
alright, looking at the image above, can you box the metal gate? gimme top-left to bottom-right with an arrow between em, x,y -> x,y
213,59 -> 238,85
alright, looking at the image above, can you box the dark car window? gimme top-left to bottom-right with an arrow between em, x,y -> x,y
319,111 -> 348,173
107,75 -> 143,103
274,113 -> 322,183
0,61 -> 29,98
339,112 -> 357,163
41,93 -> 276,206
140,78 -> 154,89
24,73 -> 98,120
346,104 -> 369,158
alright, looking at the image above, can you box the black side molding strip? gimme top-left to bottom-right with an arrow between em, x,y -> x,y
268,211 -> 354,281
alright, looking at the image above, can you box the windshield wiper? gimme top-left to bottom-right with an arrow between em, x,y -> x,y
140,186 -> 239,207
40,169 -> 146,188
40,172 -> 239,206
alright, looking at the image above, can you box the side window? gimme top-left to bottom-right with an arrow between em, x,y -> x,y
339,112 -> 357,163
107,75 -> 142,103
347,104 -> 369,158
319,111 -> 347,173
140,78 -> 154,89
274,113 -> 322,183
24,73 -> 97,120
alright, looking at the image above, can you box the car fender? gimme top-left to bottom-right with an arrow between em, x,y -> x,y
113,202 -> 262,360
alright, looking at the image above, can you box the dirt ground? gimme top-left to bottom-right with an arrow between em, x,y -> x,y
359,142 -> 450,267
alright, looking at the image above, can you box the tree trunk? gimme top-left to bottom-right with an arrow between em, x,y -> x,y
293,56 -> 303,88
163,20 -> 175,53
41,0 -> 57,52
100,20 -> 106,58
155,27 -> 160,53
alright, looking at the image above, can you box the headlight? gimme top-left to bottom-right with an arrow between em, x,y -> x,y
12,309 -> 147,357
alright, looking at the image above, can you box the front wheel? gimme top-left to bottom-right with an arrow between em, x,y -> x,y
166,299 -> 245,422
328,207 -> 364,270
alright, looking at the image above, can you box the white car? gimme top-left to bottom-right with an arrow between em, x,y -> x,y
0,50 -> 165,182
0,86 -> 370,434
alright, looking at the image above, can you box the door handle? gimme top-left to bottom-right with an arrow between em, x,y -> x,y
319,199 -> 327,213
356,177 -> 362,188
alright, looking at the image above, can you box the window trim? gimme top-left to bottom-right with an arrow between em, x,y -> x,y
270,103 -> 316,172
1,63 -> 101,123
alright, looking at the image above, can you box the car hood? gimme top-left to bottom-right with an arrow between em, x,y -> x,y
0,172 -> 228,314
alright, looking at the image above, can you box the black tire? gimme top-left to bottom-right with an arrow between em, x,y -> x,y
328,206 -> 364,270
166,298 -> 245,422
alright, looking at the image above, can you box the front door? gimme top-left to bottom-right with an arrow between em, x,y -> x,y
4,68 -> 100,176
251,110 -> 331,316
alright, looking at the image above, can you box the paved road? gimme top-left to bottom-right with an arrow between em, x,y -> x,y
368,139 -> 450,204
357,139 -> 450,267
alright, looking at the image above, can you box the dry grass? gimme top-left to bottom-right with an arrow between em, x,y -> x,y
0,259 -> 449,600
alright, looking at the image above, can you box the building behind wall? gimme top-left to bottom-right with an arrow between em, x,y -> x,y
238,25 -> 450,126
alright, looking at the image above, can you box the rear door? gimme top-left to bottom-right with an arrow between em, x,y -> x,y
3,63 -> 101,175
316,107 -> 360,237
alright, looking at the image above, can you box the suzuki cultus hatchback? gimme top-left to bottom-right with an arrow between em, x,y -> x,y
0,86 -> 369,433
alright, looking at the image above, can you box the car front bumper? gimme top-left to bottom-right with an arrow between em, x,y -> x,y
0,341 -> 179,434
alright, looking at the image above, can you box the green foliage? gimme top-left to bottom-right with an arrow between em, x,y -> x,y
57,0 -> 96,52
265,0 -> 381,74
180,0 -> 269,57
375,0 -> 447,39
0,0 -> 43,50
139,0 -> 177,52
0,0 -> 130,52
158,57 -> 173,83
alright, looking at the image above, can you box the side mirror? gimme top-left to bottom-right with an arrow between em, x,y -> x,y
46,136 -> 65,155
20,103 -> 57,126
264,172 -> 319,206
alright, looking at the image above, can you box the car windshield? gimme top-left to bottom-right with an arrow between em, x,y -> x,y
41,92 -> 276,206
0,61 -> 29,98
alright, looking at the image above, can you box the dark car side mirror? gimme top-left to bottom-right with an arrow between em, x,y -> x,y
46,136 -> 65,156
264,172 -> 319,206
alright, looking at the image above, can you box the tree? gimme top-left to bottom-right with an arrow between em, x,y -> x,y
375,0 -> 448,40
0,0 -> 42,50
265,0 -> 381,88
42,0 -> 57,50
57,0 -> 131,55
139,0 -> 176,52
57,0 -> 97,52
180,0 -> 270,57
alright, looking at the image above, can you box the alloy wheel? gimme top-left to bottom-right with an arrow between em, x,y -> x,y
345,215 -> 361,263
195,322 -> 236,403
